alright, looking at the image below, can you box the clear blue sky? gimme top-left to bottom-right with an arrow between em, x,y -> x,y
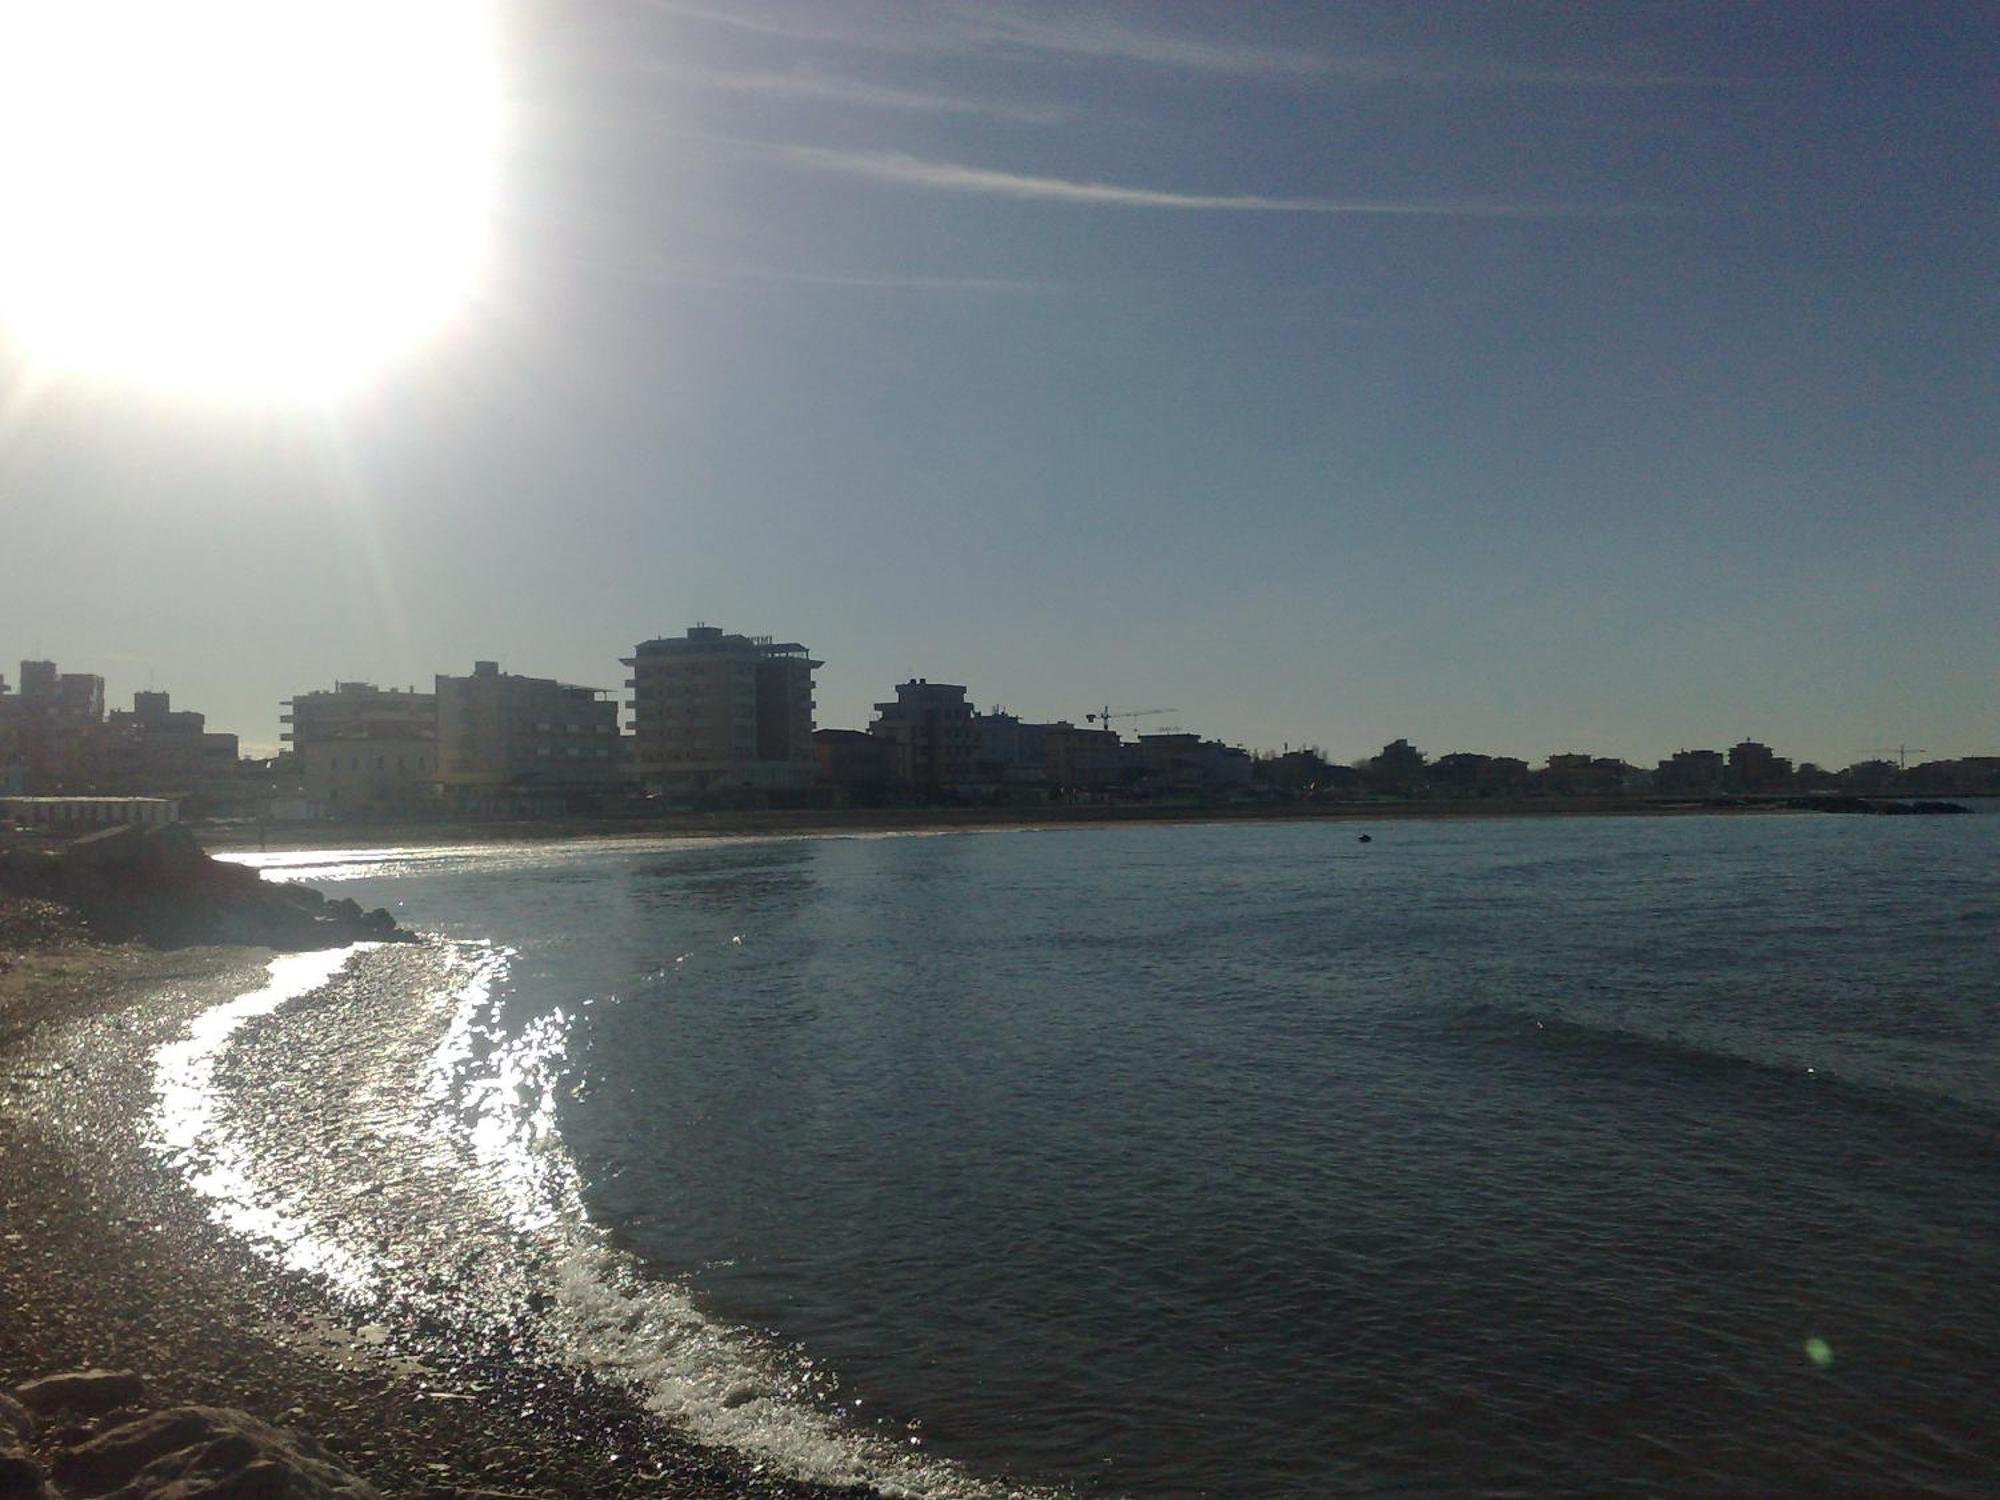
2,1 -> 1993,765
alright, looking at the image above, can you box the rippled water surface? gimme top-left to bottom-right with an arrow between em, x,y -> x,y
203,814 -> 2000,1496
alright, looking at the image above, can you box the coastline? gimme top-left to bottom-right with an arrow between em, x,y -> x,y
192,793 -> 1804,853
0,941 -> 877,1499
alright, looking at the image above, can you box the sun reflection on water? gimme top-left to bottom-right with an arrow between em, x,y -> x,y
150,945 -> 380,1295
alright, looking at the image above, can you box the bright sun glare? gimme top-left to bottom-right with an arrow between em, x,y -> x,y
0,0 -> 499,400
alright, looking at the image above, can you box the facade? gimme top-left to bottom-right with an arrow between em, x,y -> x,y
813,728 -> 897,801
1655,748 -> 1726,793
868,679 -> 981,796
0,796 -> 180,831
282,682 -> 438,819
1042,724 -> 1128,795
101,692 -> 239,791
0,660 -> 108,791
624,626 -> 818,796
1726,739 -> 1792,792
1134,733 -> 1254,793
435,661 -> 622,812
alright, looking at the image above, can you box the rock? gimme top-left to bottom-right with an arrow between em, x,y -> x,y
59,826 -> 149,875
13,1371 -> 145,1418
54,1407 -> 381,1500
138,824 -> 209,873
0,1395 -> 36,1444
0,1445 -> 51,1499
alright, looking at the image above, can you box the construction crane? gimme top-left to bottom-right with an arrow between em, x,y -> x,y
1086,705 -> 1177,735
1867,744 -> 1926,770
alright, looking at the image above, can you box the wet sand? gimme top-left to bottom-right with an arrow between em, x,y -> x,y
0,940 -> 873,1498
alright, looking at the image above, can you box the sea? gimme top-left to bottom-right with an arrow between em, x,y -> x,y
173,810 -> 2000,1497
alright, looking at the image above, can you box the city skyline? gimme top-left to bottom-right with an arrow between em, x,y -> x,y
2,3 -> 1993,768
2,638 -> 1980,779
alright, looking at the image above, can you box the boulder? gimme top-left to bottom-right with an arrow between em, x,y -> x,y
52,1407 -> 380,1500
13,1371 -> 145,1418
138,824 -> 208,873
58,826 -> 149,874
0,1445 -> 52,1499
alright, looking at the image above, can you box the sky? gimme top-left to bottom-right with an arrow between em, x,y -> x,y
0,0 -> 1994,765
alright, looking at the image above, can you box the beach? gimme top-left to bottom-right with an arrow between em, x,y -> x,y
0,936 -> 871,1499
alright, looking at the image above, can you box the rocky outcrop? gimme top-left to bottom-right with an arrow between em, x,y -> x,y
13,1374 -> 143,1421
3,1373 -> 379,1500
0,828 -> 409,952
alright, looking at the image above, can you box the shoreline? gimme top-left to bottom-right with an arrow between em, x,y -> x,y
0,941 -> 881,1499
192,793 -> 1829,853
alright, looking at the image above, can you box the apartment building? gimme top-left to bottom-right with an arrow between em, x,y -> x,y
624,626 -> 818,796
101,691 -> 239,791
436,661 -> 622,812
868,679 -> 981,796
282,681 -> 437,818
0,659 -> 107,791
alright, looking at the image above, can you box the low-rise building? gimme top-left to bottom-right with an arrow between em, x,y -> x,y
1042,723 -> 1128,796
1134,733 -> 1254,793
1,795 -> 180,831
813,728 -> 898,802
101,691 -> 239,792
1656,748 -> 1726,793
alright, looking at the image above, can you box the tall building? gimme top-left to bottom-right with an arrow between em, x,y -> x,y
624,626 -> 819,795
436,661 -> 622,813
282,681 -> 438,818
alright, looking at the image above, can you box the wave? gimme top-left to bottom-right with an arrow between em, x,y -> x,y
1440,999 -> 2000,1149
147,940 -> 1059,1500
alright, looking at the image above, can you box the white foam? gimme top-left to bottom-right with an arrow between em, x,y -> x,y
151,937 -> 1058,1499
150,945 -> 381,1296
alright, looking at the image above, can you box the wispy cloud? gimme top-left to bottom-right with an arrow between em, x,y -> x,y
757,144 -> 1648,217
675,66 -> 1073,125
937,7 -> 1335,79
648,1 -> 1731,90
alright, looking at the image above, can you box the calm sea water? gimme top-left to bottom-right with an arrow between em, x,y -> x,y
198,813 -> 2000,1496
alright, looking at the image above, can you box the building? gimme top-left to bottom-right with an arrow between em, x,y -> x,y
282,682 -> 438,819
624,626 -> 819,797
868,679 -> 981,797
0,795 -> 180,831
1042,723 -> 1129,796
813,728 -> 897,802
1655,748 -> 1726,793
436,661 -> 622,813
0,660 -> 107,791
1134,733 -> 1254,794
101,691 -> 239,792
1726,739 -> 1792,792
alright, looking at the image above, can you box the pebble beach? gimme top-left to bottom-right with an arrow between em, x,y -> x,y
0,935 -> 873,1499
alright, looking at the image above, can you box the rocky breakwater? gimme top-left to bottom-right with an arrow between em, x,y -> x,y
2,1367 -> 381,1500
0,826 -> 410,951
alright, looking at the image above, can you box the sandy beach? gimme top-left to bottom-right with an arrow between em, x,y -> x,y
0,936 -> 872,1499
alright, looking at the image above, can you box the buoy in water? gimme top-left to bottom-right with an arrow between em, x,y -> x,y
1357,834 -> 1372,843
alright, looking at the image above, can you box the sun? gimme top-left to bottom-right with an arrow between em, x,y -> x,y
0,0 -> 500,400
